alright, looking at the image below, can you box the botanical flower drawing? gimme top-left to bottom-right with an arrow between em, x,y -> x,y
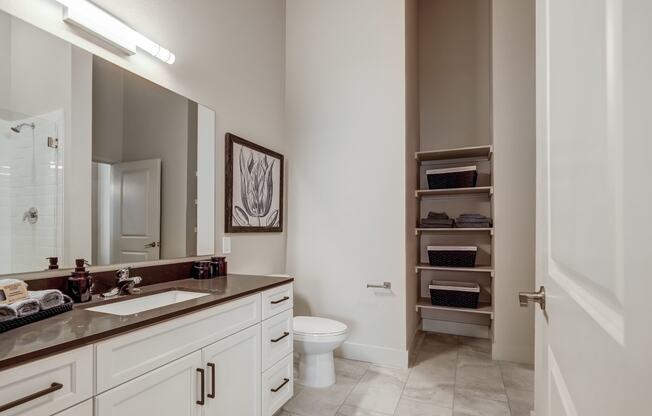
234,146 -> 280,227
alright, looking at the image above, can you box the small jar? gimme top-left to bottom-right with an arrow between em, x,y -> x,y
211,257 -> 227,277
193,260 -> 213,279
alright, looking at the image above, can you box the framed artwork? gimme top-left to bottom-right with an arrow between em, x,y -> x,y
225,133 -> 284,233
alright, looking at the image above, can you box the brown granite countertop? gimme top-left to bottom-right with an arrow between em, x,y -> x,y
0,274 -> 293,371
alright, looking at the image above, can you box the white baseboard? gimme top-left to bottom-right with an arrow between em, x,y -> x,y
336,341 -> 408,369
422,318 -> 490,339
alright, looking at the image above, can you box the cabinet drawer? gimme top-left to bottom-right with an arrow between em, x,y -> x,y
95,293 -> 261,393
54,400 -> 93,416
262,309 -> 293,370
0,346 -> 93,416
262,353 -> 293,416
261,284 -> 293,320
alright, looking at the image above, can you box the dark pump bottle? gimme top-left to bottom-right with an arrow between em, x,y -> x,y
68,259 -> 93,303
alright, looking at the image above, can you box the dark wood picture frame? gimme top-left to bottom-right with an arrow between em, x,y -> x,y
225,133 -> 284,233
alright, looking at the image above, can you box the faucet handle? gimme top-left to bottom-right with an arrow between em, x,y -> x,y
116,266 -> 132,279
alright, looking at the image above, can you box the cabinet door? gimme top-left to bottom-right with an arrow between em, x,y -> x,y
95,351 -> 202,416
202,324 -> 261,416
54,400 -> 93,416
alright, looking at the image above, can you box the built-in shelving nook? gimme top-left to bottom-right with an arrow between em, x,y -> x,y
411,0 -> 494,343
414,145 -> 494,338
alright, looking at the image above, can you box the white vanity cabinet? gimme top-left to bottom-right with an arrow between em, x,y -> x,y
202,324 -> 262,415
0,346 -> 93,416
0,283 -> 294,416
54,401 -> 93,416
95,351 -> 202,416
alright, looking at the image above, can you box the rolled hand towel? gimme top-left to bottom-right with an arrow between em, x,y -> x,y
29,290 -> 65,310
0,305 -> 17,322
7,298 -> 40,317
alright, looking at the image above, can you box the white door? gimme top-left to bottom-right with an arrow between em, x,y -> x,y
535,0 -> 651,414
95,351 -> 202,416
202,324 -> 262,416
111,159 -> 161,263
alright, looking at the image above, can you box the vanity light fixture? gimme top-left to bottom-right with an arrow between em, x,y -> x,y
54,0 -> 176,64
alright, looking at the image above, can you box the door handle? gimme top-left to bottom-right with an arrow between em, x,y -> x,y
144,242 -> 160,248
196,368 -> 205,405
519,286 -> 546,311
271,332 -> 290,343
207,362 -> 216,399
270,296 -> 289,305
0,382 -> 63,412
270,378 -> 290,393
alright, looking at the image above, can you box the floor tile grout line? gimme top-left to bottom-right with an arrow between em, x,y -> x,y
391,358 -> 414,416
333,363 -> 369,416
498,361 -> 515,416
452,335 -> 461,414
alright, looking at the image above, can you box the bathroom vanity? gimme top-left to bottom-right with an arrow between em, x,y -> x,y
0,276 -> 294,416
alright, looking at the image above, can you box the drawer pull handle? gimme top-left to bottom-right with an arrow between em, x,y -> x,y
196,368 -> 205,405
0,382 -> 63,412
207,362 -> 216,399
270,296 -> 289,305
271,331 -> 290,343
270,378 -> 290,393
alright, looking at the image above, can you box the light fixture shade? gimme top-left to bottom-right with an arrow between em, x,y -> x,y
55,0 -> 175,65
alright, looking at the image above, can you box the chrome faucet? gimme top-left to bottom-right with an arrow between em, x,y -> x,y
101,267 -> 142,298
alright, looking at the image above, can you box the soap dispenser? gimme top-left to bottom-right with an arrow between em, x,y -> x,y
68,259 -> 93,303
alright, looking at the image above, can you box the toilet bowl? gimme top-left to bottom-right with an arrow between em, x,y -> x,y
293,316 -> 348,388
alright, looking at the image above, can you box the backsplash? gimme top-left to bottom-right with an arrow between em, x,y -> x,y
25,261 -> 198,297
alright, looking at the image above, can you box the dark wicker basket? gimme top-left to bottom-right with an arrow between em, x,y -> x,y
427,246 -> 477,267
429,281 -> 480,309
0,298 -> 73,333
427,167 -> 478,190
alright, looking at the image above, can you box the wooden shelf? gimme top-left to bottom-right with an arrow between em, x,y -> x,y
415,227 -> 493,235
416,145 -> 493,163
415,186 -> 493,198
416,298 -> 494,318
416,264 -> 494,276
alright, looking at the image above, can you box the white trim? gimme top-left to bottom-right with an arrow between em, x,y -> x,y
422,319 -> 489,339
335,341 -> 408,369
427,245 -> 477,251
426,166 -> 477,175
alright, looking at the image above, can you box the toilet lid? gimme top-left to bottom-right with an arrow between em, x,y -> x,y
293,316 -> 348,336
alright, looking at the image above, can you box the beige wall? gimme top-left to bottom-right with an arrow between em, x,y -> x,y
492,0 -> 536,364
405,0 -> 420,352
285,0 -> 409,367
0,0 -> 287,275
419,0 -> 491,150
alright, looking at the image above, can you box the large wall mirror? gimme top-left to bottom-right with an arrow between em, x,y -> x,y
0,11 -> 216,275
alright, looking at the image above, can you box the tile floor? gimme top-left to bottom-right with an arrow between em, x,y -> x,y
280,332 -> 534,416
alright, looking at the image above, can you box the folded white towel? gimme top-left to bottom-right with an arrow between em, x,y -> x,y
7,298 -> 40,318
29,290 -> 65,310
0,305 -> 17,322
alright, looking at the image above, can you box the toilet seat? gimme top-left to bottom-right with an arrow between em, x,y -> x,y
294,316 -> 347,338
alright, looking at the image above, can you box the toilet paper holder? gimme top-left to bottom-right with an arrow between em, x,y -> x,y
366,282 -> 391,289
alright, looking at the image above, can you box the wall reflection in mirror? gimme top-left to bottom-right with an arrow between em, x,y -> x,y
0,11 -> 215,275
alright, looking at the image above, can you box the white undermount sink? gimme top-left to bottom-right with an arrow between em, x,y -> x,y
86,290 -> 210,316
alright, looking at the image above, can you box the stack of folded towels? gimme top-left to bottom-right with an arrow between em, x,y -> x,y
455,213 -> 493,228
420,212 -> 455,228
0,279 -> 69,323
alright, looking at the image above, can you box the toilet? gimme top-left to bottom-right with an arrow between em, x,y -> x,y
293,316 -> 348,388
